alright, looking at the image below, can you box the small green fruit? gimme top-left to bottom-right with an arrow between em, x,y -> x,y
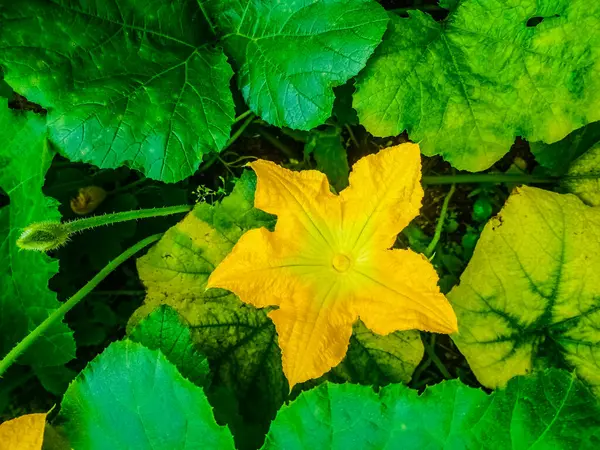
16,221 -> 70,252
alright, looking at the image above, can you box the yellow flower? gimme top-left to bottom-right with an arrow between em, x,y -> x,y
208,143 -> 457,388
0,413 -> 46,450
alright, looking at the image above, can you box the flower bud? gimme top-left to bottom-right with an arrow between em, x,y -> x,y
16,221 -> 70,252
70,186 -> 107,215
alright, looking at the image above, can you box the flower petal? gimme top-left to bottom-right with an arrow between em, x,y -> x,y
340,143 -> 423,252
268,281 -> 355,389
353,249 -> 457,334
250,160 -> 343,249
0,413 -> 47,450
208,228 -> 316,308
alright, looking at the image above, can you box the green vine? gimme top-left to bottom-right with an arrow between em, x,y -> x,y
0,233 -> 163,377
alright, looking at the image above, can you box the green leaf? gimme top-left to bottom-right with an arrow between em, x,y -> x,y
133,170 -> 425,448
449,186 -> 600,396
263,369 -> 600,449
562,143 -> 600,206
474,369 -> 600,449
0,103 -> 75,366
203,0 -> 388,130
33,365 -> 77,396
60,340 -> 235,450
128,305 -> 210,387
0,0 -> 235,183
304,127 -> 349,192
531,122 -> 600,175
355,1 -> 600,171
329,321 -> 423,385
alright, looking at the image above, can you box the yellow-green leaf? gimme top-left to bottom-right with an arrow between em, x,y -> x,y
0,413 -> 46,450
208,144 -> 456,388
449,186 -> 600,395
562,142 -> 600,206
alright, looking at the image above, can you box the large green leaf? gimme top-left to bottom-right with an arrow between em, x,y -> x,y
60,340 -> 235,449
263,369 -> 600,449
203,0 -> 388,130
0,103 -> 75,366
133,170 -> 424,448
0,0 -> 235,183
128,305 -> 210,387
449,186 -> 600,395
355,1 -> 600,171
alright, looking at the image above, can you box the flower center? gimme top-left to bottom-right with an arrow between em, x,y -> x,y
332,254 -> 351,273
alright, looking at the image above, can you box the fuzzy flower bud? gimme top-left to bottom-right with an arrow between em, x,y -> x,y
16,221 -> 70,252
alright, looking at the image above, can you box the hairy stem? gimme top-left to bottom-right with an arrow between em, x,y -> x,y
0,234 -> 162,377
65,204 -> 192,234
425,184 -> 456,258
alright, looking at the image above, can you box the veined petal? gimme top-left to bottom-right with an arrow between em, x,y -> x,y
268,280 -> 356,389
340,144 -> 423,252
207,228 -> 323,308
352,249 -> 457,334
250,160 -> 342,250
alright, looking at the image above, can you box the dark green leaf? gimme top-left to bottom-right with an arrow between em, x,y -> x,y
0,0 -> 235,182
531,122 -> 600,175
304,127 -> 350,192
128,305 -> 210,387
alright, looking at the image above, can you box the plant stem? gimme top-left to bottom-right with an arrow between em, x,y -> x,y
0,234 -> 162,377
421,173 -> 559,185
198,154 -> 220,173
423,334 -> 452,379
425,183 -> 456,258
232,110 -> 254,125
345,124 -> 360,149
64,204 -> 192,234
226,113 -> 255,148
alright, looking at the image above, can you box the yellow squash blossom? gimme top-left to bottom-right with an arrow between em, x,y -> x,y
208,143 -> 457,388
0,413 -> 46,450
